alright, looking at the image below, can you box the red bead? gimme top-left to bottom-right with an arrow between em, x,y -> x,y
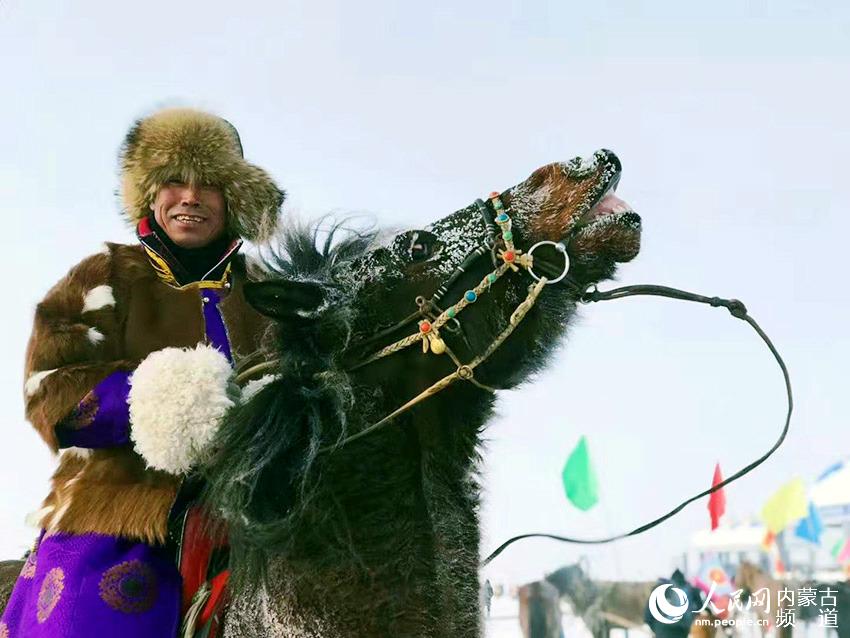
503,251 -> 515,262
489,191 -> 500,199
419,321 -> 432,333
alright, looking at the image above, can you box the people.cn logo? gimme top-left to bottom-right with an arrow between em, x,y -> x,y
647,584 -> 690,624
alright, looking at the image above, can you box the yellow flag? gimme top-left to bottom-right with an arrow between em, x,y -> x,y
760,477 -> 808,534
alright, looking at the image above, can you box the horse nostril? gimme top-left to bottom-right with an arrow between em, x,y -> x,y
621,212 -> 641,226
600,149 -> 622,172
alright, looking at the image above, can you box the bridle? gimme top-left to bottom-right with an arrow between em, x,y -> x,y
236,192 -> 572,449
235,192 -> 793,566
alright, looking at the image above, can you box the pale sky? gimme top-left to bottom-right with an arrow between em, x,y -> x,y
1,0 -> 847,586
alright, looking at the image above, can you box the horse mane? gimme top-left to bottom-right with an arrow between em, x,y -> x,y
258,217 -> 378,282
202,218 -> 378,590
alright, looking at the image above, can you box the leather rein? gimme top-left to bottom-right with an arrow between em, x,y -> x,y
235,193 -> 793,566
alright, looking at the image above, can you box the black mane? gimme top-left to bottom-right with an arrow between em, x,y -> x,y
258,218 -> 378,282
202,220 -> 378,588
196,153 -> 642,637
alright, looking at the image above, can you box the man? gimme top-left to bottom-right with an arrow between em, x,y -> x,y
1,108 -> 283,637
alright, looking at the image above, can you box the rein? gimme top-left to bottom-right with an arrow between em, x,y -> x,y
235,193 -> 792,565
481,283 -> 792,565
236,194 -> 560,452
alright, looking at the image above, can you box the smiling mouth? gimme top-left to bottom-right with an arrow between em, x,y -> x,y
174,214 -> 207,225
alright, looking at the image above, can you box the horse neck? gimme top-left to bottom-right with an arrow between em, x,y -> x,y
570,574 -> 600,612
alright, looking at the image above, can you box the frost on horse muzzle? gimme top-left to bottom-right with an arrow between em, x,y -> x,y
237,186 -> 792,566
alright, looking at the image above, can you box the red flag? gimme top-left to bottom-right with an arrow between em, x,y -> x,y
762,530 -> 776,550
708,462 -> 726,530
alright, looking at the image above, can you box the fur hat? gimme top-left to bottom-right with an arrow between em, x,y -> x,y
120,108 -> 284,242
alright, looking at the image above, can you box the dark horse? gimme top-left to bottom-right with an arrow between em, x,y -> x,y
519,578 -> 564,638
0,151 -> 641,636
546,562 -> 657,638
544,563 -> 712,638
203,149 -> 642,637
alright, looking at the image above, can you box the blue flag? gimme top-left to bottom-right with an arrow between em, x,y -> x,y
794,502 -> 824,544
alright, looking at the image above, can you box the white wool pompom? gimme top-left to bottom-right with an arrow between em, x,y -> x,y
129,344 -> 234,474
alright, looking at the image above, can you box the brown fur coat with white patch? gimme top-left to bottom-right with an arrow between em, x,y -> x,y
23,243 -> 269,544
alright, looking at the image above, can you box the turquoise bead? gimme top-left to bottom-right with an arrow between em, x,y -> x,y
496,213 -> 509,223
502,231 -> 513,241
465,290 -> 477,303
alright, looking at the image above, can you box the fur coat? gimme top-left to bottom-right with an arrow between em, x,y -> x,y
23,241 -> 269,545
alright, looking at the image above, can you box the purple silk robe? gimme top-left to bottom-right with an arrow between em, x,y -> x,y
2,284 -> 234,637
1,532 -> 181,637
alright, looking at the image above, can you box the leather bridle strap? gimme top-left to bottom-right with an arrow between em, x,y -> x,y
232,198 -> 792,564
317,276 -> 549,453
481,284 -> 792,566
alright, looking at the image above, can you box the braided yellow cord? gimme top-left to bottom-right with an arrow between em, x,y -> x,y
353,332 -> 425,369
431,262 -> 512,331
469,277 -> 547,369
355,246 -> 538,369
257,195 -> 555,451
318,274 -> 548,452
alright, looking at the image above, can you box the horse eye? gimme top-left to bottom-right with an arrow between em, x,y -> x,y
407,231 -> 439,261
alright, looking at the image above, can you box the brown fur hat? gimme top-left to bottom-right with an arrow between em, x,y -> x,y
119,108 -> 284,242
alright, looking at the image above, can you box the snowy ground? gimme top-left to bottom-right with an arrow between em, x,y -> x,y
484,595 -> 836,638
485,594 -> 613,638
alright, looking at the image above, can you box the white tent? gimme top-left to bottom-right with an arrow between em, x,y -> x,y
691,524 -> 766,552
811,460 -> 850,523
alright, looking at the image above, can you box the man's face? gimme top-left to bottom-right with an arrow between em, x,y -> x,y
150,181 -> 227,248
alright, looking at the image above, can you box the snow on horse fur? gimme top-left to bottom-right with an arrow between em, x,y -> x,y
0,150 -> 641,636
201,150 -> 642,637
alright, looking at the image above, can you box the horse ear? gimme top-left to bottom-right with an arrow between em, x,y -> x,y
244,280 -> 326,320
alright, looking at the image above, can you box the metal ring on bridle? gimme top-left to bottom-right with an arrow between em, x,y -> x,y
526,240 -> 570,284
235,190 -> 792,569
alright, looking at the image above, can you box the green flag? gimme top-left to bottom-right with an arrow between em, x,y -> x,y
562,436 -> 599,511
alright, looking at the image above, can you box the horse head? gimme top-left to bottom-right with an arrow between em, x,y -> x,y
546,562 -> 598,612
246,148 -> 639,394
202,150 -> 641,635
